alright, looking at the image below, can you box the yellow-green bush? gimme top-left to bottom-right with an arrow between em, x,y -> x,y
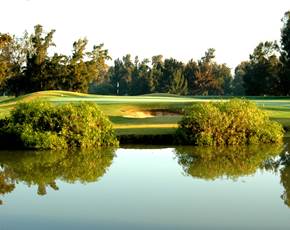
0,101 -> 118,149
176,99 -> 284,146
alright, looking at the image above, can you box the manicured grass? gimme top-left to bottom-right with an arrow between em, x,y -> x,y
0,90 -> 289,136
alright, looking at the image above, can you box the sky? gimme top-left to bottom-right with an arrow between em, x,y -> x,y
1,0 -> 290,69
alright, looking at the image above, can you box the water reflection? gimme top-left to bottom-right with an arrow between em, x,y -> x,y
174,141 -> 290,208
2,140 -> 290,210
271,142 -> 290,207
0,148 -> 115,204
0,170 -> 15,205
175,144 -> 285,180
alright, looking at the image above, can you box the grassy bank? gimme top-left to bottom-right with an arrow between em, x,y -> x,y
0,90 -> 289,137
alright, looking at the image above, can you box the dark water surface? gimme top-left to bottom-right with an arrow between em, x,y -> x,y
1,139 -> 290,230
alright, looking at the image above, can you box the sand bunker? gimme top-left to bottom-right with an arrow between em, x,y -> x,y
123,109 -> 180,118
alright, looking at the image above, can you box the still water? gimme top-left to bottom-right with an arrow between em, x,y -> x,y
1,139 -> 290,230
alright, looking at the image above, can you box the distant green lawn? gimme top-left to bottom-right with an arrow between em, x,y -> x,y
0,90 -> 289,136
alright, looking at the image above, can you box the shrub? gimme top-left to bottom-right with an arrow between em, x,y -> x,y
0,101 -> 118,149
176,99 -> 284,146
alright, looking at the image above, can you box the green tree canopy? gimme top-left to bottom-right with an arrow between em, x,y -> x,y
242,41 -> 281,95
280,11 -> 290,95
2,25 -> 110,95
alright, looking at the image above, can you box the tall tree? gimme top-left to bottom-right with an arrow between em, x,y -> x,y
0,32 -> 29,94
0,34 -> 13,91
67,38 -> 89,92
168,69 -> 188,95
108,55 -> 134,95
44,53 -> 70,90
4,25 -> 110,95
280,11 -> 290,95
191,49 -> 220,95
232,61 -> 248,95
184,59 -> 198,95
149,55 -> 164,93
243,41 -> 281,95
108,58 -> 124,95
23,24 -> 55,93
211,63 -> 232,95
159,58 -> 184,93
130,57 -> 151,95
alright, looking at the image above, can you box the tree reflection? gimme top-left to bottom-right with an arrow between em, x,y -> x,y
280,164 -> 290,206
175,144 -> 284,180
0,169 -> 15,205
252,138 -> 290,208
272,141 -> 290,207
2,141 -> 290,209
0,148 -> 115,203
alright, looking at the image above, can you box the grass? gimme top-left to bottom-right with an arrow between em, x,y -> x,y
116,127 -> 177,135
0,90 -> 289,136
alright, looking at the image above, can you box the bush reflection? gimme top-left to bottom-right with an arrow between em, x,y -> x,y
0,148 -> 115,204
175,144 -> 284,180
1,141 -> 290,209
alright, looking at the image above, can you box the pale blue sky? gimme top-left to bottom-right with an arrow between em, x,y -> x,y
1,0 -> 290,68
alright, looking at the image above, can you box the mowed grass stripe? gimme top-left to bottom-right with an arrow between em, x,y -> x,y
114,124 -> 178,129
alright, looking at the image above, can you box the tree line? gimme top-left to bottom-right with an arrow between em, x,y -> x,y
0,25 -> 110,96
93,49 -> 232,96
0,11 -> 290,96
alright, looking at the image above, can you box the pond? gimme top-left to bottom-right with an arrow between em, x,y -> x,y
1,139 -> 290,230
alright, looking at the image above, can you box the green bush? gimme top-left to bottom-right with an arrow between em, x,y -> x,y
176,99 -> 284,146
0,101 -> 118,149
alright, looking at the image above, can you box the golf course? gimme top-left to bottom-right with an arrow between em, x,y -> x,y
0,90 -> 289,138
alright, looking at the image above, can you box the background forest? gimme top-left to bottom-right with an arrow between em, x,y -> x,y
0,11 -> 289,96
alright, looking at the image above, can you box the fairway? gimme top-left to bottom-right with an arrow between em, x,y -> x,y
0,90 -> 289,136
